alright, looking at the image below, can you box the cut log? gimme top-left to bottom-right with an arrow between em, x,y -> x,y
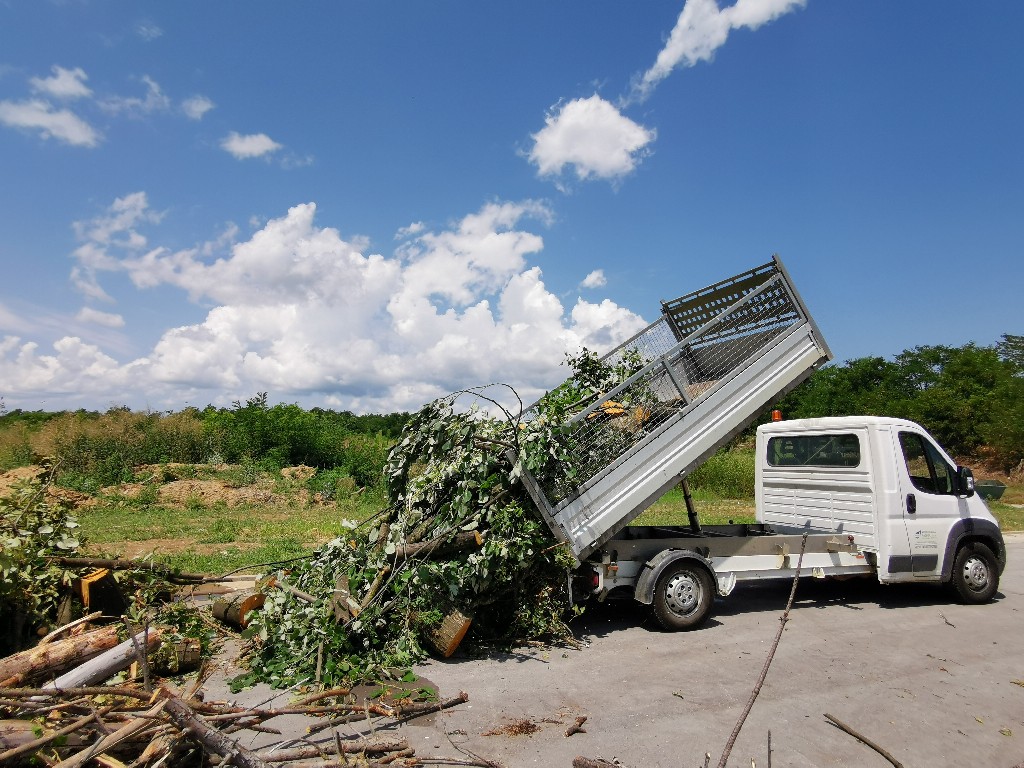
424,609 -> 473,658
42,628 -> 163,691
148,637 -> 202,675
0,625 -> 119,687
212,590 -> 266,629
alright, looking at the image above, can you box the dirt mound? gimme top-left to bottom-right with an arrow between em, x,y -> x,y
156,479 -> 278,507
0,465 -> 45,493
280,464 -> 316,481
0,465 -> 92,508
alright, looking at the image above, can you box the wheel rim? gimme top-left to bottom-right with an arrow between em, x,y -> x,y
663,571 -> 702,616
962,555 -> 990,592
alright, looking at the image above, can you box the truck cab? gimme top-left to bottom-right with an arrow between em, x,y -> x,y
757,416 -> 1005,601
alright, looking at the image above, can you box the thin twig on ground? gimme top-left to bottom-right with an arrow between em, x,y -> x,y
824,712 -> 904,768
716,533 -> 809,768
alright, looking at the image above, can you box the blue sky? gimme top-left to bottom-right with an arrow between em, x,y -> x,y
1,1 -> 1021,414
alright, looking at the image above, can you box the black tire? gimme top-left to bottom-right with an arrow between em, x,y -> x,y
651,560 -> 714,630
949,542 -> 999,604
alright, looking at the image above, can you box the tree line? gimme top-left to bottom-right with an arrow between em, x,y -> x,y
1,335 -> 1021,490
776,334 -> 1023,470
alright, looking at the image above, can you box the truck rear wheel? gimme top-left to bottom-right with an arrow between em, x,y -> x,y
652,561 -> 713,630
950,542 -> 999,604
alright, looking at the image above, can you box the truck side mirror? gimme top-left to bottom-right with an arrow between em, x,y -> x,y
957,466 -> 976,498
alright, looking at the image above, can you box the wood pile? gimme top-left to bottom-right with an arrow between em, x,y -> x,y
0,680 -> 472,767
0,579 -> 487,767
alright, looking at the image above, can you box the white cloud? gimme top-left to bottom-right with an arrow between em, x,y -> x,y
181,95 -> 215,120
528,95 -> 655,184
73,191 -> 162,247
221,131 -> 283,159
631,0 -> 806,102
69,192 -> 163,301
99,75 -> 171,116
29,65 -> 92,100
135,23 -> 164,41
396,221 -> 425,240
0,336 -> 132,396
0,98 -> 100,147
1,197 -> 648,413
76,307 -> 125,328
581,269 -> 607,289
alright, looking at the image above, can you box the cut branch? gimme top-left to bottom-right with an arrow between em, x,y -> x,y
44,556 -> 209,583
156,686 -> 274,768
824,712 -> 904,768
716,533 -> 808,768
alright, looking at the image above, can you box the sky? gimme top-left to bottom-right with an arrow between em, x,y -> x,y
0,0 -> 1021,416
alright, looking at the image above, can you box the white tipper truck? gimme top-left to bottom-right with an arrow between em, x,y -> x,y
516,256 -> 1006,629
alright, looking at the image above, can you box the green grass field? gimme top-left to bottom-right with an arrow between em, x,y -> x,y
69,464 -> 1023,575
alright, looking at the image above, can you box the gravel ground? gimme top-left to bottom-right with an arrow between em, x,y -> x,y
208,534 -> 1024,768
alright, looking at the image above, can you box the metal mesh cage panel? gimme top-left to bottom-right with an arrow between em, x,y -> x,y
524,263 -> 804,506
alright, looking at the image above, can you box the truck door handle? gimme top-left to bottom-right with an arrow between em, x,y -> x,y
906,493 -> 917,514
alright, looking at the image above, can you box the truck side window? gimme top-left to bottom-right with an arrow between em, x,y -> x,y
898,432 -> 954,495
767,434 -> 860,467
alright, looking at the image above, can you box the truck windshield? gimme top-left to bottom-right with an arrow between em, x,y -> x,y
899,431 -> 955,495
767,434 -> 861,467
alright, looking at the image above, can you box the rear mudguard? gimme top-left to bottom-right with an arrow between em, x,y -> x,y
634,548 -> 718,605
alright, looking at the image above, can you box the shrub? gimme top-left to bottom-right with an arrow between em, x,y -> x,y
0,422 -> 34,470
688,446 -> 755,498
32,408 -> 207,489
0,466 -> 84,654
307,468 -> 358,502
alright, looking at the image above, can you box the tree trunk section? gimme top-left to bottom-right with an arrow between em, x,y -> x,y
0,625 -> 119,687
213,591 -> 266,629
42,628 -> 163,691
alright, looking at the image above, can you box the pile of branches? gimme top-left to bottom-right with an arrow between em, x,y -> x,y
239,385 -> 576,688
239,351 -> 654,689
0,679 -> 474,767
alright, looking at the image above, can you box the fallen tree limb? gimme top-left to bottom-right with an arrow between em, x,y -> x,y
275,575 -> 317,604
0,625 -> 119,687
0,705 -> 111,763
824,712 -> 904,768
716,533 -> 808,768
37,611 -> 104,646
393,530 -> 484,563
255,739 -> 409,762
157,685 -> 274,768
42,628 -> 163,691
44,556 -> 209,583
55,701 -> 165,768
0,685 -> 153,703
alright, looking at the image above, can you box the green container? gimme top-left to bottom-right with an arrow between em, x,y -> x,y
975,479 -> 1006,501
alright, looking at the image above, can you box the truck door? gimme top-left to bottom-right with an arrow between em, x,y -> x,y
896,431 -> 962,577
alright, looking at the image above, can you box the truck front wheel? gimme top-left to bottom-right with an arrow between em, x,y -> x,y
652,561 -> 714,630
950,542 -> 999,604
